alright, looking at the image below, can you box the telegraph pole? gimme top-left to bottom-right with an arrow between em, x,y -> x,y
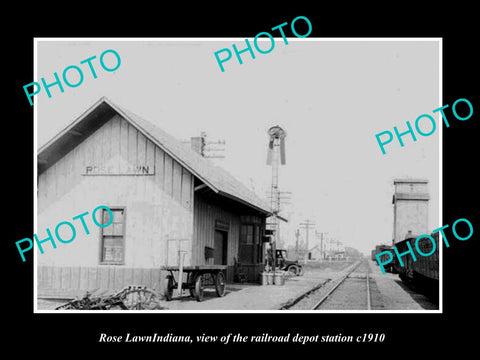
266,190 -> 291,249
295,229 -> 300,254
315,231 -> 328,261
185,132 -> 226,160
299,219 -> 315,259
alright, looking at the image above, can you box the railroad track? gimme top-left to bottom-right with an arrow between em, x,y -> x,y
283,259 -> 376,311
311,259 -> 372,310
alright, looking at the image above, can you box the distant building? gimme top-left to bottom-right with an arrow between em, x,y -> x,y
308,245 -> 321,260
321,237 -> 344,260
344,246 -> 362,259
307,239 -> 345,261
392,179 -> 430,245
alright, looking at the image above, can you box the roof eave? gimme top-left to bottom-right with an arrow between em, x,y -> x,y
217,190 -> 271,216
38,97 -> 108,155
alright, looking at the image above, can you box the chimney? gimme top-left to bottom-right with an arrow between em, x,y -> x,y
190,136 -> 205,156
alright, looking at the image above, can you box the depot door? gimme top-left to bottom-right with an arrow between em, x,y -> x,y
214,230 -> 228,265
238,224 -> 262,281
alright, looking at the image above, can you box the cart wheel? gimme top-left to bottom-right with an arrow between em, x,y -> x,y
187,273 -> 195,297
194,274 -> 204,302
122,286 -> 160,310
164,276 -> 174,301
215,272 -> 226,297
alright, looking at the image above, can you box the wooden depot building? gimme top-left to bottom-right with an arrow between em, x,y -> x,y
37,97 -> 271,298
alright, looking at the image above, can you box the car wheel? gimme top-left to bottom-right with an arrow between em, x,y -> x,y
288,265 -> 299,276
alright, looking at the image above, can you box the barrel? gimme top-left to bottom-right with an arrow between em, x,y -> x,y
273,272 -> 285,286
267,272 -> 274,285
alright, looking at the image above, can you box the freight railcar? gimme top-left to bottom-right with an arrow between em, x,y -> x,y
372,244 -> 393,273
393,232 -> 439,299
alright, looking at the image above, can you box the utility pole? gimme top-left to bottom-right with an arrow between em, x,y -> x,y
265,190 -> 292,213
203,133 -> 226,159
186,132 -> 226,160
315,231 -> 328,261
320,232 -> 323,260
299,219 -> 315,259
295,229 -> 300,255
266,190 -> 291,249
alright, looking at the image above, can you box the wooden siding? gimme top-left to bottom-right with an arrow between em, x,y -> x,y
192,193 -> 266,283
38,114 -> 194,216
193,193 -> 240,282
37,114 -> 195,296
38,266 -> 166,298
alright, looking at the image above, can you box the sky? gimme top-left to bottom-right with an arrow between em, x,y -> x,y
36,38 -> 441,256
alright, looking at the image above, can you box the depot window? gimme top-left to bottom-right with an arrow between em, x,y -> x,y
99,207 -> 126,264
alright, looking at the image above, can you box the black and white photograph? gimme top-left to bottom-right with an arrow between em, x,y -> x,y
5,7 -> 478,354
34,39 -> 440,312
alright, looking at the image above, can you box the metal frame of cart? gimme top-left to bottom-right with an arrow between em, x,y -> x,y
161,265 -> 227,302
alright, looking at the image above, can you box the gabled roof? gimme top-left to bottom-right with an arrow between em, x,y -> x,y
38,97 -> 272,215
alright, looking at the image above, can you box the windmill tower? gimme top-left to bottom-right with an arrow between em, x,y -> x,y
266,125 -> 286,272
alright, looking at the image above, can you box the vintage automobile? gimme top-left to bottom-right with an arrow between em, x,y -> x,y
275,249 -> 304,276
